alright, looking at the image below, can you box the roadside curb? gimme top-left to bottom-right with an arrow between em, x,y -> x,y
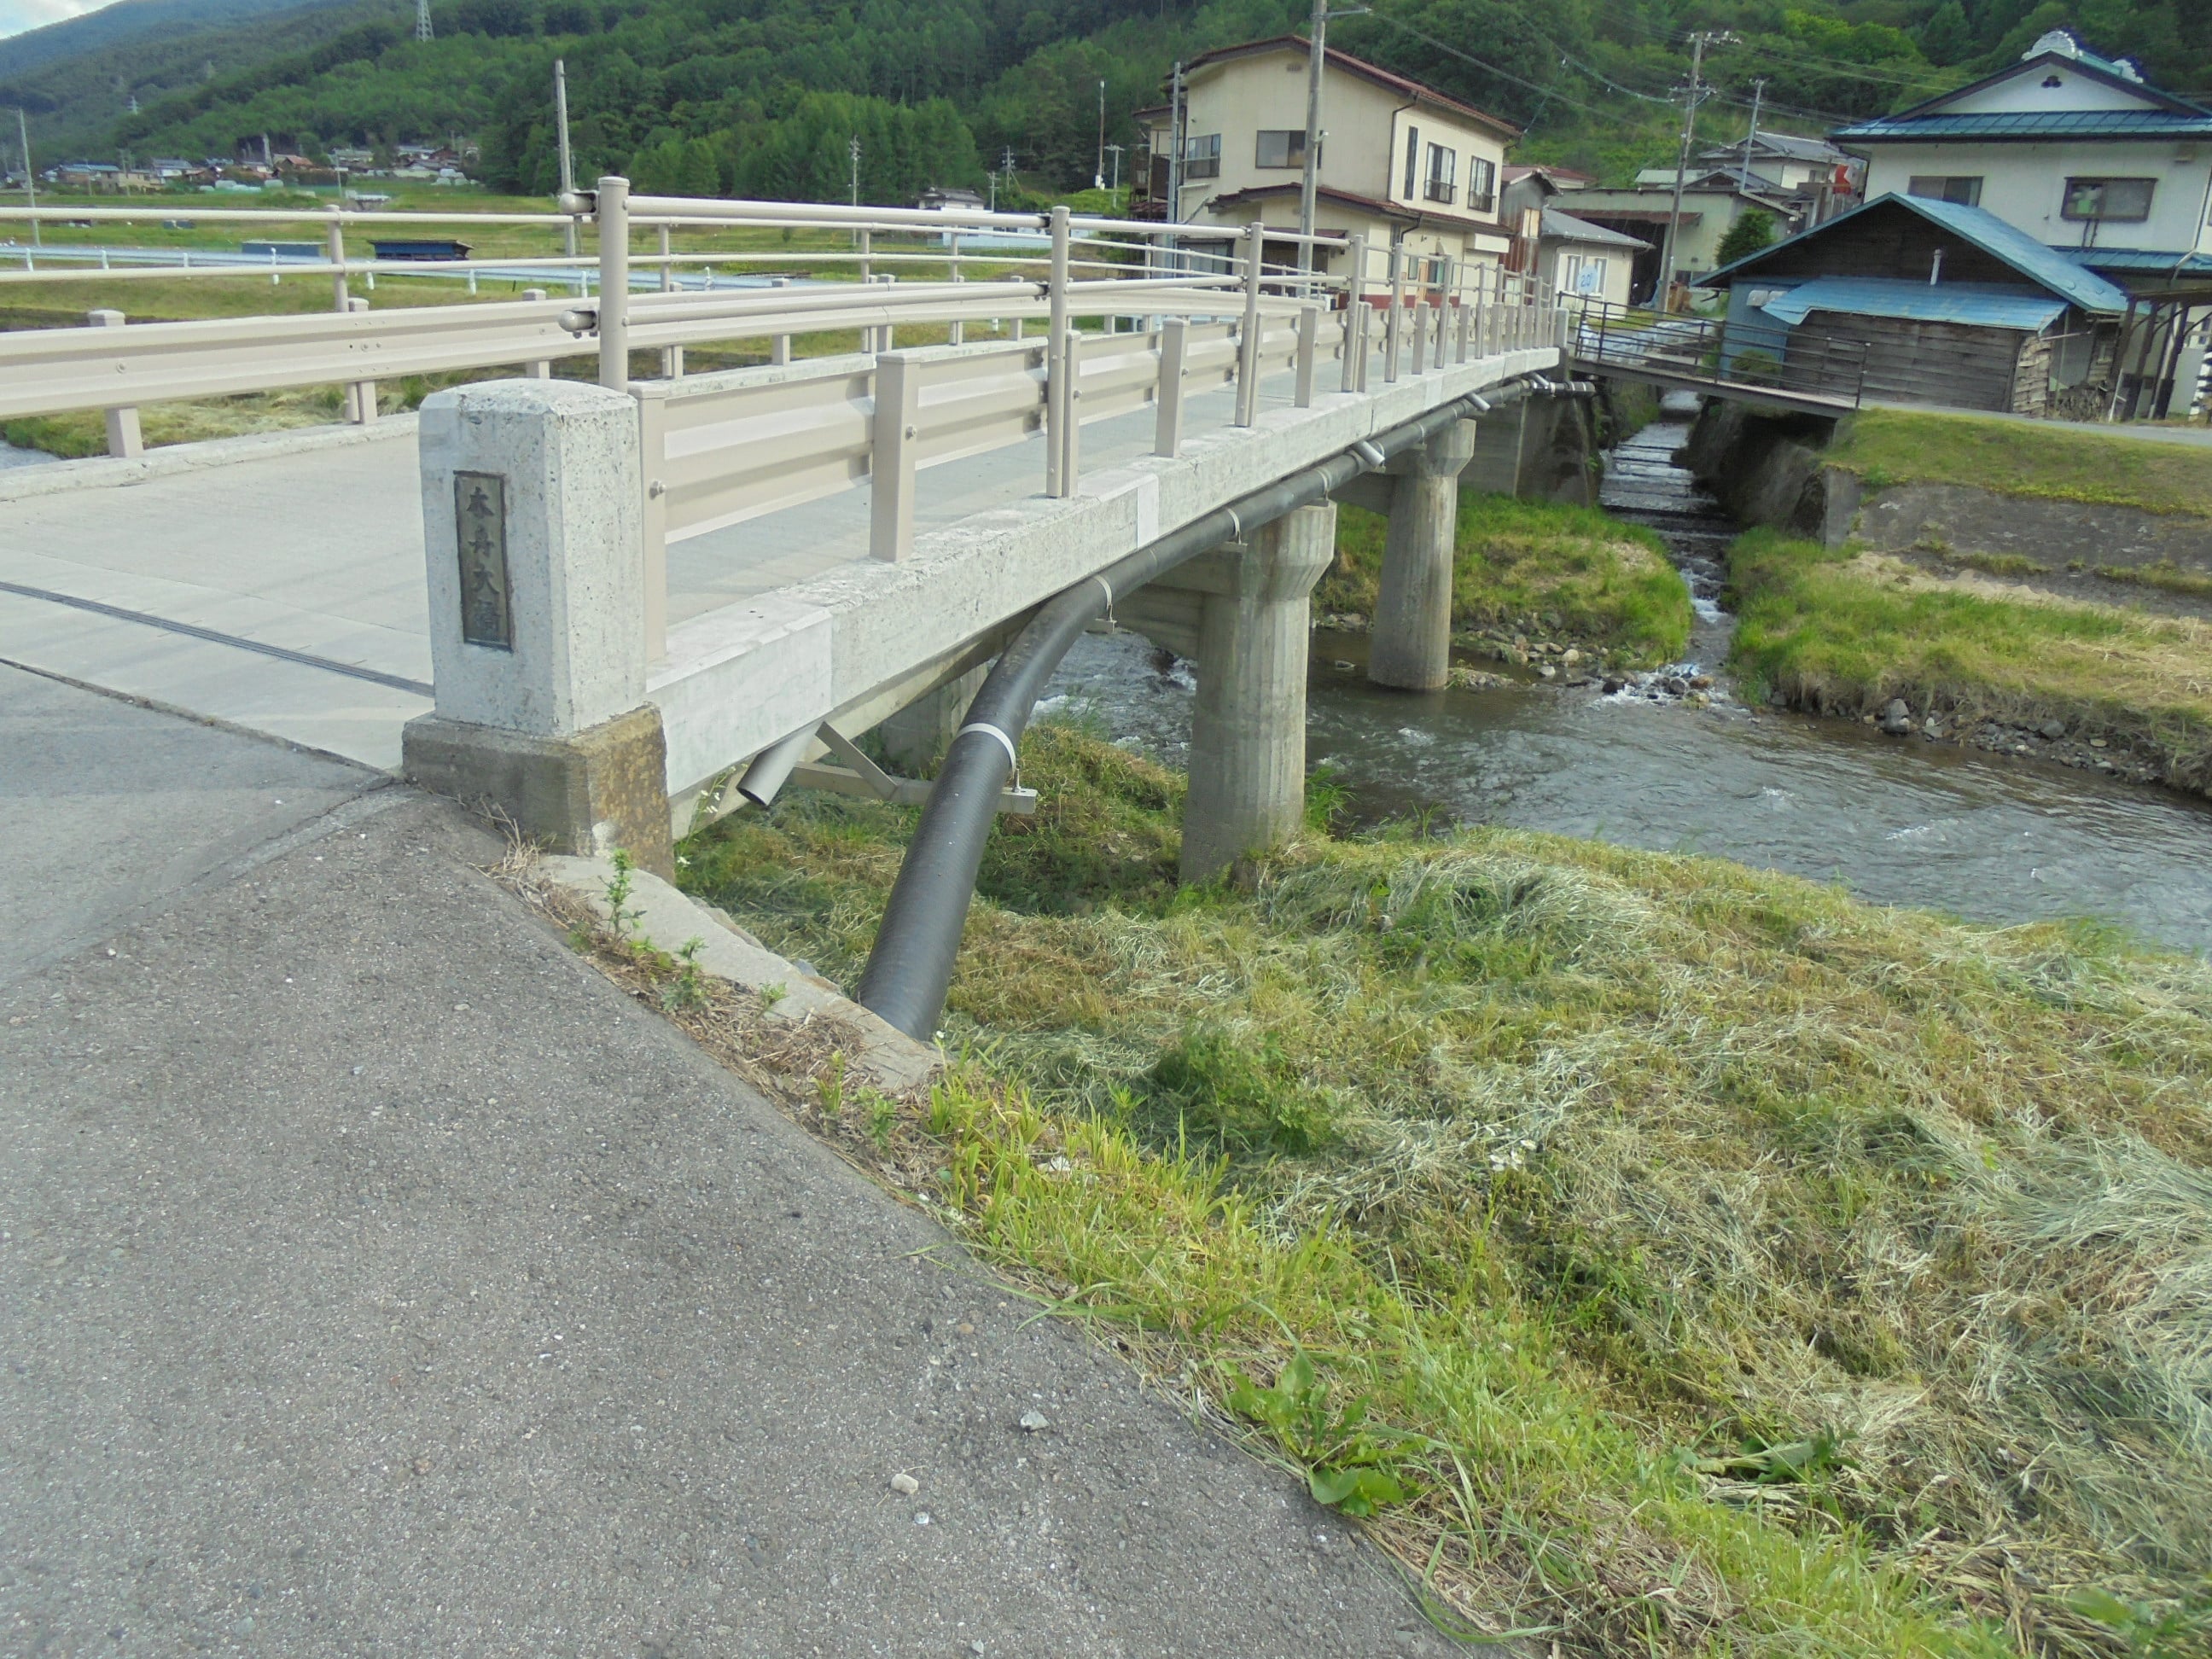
538,852 -> 941,1096
0,416 -> 416,502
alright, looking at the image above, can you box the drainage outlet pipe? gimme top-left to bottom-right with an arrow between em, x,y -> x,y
856,384 -> 1526,1040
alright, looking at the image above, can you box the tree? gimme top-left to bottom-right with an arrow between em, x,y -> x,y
1918,1 -> 1973,67
1714,208 -> 1777,268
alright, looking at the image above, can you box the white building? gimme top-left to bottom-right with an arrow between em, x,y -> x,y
1135,37 -> 1518,293
1539,206 -> 1646,309
1832,29 -> 2212,417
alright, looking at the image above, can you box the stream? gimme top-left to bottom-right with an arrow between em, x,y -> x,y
1041,402 -> 2212,956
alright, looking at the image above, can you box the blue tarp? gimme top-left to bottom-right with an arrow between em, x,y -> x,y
1759,276 -> 2068,331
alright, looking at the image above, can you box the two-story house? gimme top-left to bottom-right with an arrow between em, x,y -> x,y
1832,29 -> 2212,417
1134,37 -> 1519,294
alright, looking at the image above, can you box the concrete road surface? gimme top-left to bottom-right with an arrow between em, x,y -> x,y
0,663 -> 1452,1657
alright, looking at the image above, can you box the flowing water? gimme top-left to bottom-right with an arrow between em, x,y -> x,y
1041,404 -> 2212,955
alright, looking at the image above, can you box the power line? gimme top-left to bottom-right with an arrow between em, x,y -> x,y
1357,9 -> 1646,124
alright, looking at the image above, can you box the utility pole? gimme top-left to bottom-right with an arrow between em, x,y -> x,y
15,109 -> 37,246
1739,78 -> 1766,187
1296,3 -> 1365,279
1095,79 -> 1106,190
1658,30 -> 1734,309
849,134 -> 860,206
554,58 -> 577,256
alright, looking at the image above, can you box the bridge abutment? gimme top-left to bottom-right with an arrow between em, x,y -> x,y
401,379 -> 674,875
1162,504 -> 1336,885
1368,417 -> 1478,690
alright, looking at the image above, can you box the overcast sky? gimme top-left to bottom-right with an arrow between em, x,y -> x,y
0,0 -> 109,41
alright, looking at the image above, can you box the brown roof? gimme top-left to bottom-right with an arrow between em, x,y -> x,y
1181,35 -> 1522,142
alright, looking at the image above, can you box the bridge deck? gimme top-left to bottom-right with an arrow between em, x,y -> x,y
2,335 -> 1554,791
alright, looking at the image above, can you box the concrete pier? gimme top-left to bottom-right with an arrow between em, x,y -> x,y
1368,417 -> 1477,690
400,380 -> 673,873
1166,504 -> 1336,884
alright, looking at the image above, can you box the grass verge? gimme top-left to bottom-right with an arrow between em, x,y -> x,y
1727,529 -> 2212,794
1831,410 -> 2212,519
1318,491 -> 1692,667
671,722 -> 2212,1656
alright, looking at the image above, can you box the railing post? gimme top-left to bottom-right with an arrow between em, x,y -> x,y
658,223 -> 684,380
1155,316 -> 1187,457
324,204 -> 347,312
1045,204 -> 1072,498
870,351 -> 919,562
1411,299 -> 1429,375
631,382 -> 669,660
1342,232 -> 1365,394
948,230 -> 963,346
522,288 -> 552,378
84,310 -> 143,458
343,296 -> 377,422
1384,243 -> 1404,382
1235,224 -> 1262,427
770,335 -> 791,364
596,174 -> 630,390
1295,303 -> 1319,408
1061,329 -> 1084,488
1457,286 -> 1473,364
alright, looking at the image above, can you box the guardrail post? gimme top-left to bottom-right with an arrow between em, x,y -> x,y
522,288 -> 552,378
770,335 -> 791,365
325,205 -> 348,311
1061,329 -> 1084,489
1456,290 -> 1473,364
1295,303 -> 1318,408
870,351 -> 919,562
596,175 -> 630,389
1383,244 -> 1404,383
340,296 -> 379,423
405,378 -> 671,875
631,382 -> 668,658
1045,205 -> 1072,498
1234,224 -> 1262,427
1155,316 -> 1187,457
1410,299 -> 1429,375
658,224 -> 684,380
948,230 -> 963,346
84,310 -> 143,458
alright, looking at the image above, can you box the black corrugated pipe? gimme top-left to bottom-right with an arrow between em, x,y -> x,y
855,385 -> 1526,1040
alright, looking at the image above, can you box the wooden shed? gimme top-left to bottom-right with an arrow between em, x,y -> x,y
1697,193 -> 2130,416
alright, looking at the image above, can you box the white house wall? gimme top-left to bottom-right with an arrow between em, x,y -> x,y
1860,142 -> 2212,257
1944,64 -> 2161,117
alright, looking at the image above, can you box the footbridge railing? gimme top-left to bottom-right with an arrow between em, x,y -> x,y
1568,296 -> 1868,410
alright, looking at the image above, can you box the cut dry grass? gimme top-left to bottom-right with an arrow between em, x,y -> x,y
1318,490 -> 1693,667
1832,410 -> 2212,520
680,723 -> 2212,1656
1728,531 -> 2212,794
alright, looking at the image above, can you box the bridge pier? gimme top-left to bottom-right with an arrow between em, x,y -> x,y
1368,417 -> 1478,690
1136,504 -> 1335,885
877,664 -> 989,774
400,380 -> 675,876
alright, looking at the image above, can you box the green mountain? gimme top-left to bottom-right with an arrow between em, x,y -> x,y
6,0 -> 2206,190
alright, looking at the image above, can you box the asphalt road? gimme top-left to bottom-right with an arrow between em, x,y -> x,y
0,663 -> 1452,1656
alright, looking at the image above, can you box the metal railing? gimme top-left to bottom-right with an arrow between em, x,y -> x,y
1568,296 -> 1869,409
0,181 -> 1570,655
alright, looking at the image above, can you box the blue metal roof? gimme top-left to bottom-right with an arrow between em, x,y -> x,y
1835,110 -> 2212,140
1699,193 -> 2133,315
1760,276 -> 2067,330
2058,247 -> 2212,276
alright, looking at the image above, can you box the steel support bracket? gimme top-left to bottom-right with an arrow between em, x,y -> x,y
790,725 -> 1038,816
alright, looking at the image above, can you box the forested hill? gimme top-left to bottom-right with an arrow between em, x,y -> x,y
7,0 -> 2208,195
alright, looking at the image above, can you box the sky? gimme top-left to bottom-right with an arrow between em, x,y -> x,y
0,0 -> 109,40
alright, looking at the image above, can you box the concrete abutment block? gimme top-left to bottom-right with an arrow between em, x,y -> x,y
407,377 -> 672,873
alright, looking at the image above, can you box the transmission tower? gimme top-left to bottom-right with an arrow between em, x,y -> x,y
415,0 -> 434,43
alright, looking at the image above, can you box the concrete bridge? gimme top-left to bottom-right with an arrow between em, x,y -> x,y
2,186 -> 1576,1003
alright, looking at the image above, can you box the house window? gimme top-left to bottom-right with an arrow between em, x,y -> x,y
1466,155 -> 1498,213
1908,174 -> 1982,207
1562,253 -> 1608,296
1254,130 -> 1311,169
1183,133 -> 1220,181
1404,126 -> 1419,198
1424,143 -> 1456,204
2062,177 -> 2155,221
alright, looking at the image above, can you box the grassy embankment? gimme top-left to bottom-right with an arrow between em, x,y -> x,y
1,189 -> 1040,457
1827,409 -> 2212,520
668,724 -> 2212,1657
1728,408 -> 2212,791
1318,492 -> 1693,671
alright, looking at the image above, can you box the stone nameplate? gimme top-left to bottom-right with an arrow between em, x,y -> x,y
455,469 -> 513,651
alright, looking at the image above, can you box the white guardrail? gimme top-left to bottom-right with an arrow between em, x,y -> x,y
0,180 -> 1569,651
